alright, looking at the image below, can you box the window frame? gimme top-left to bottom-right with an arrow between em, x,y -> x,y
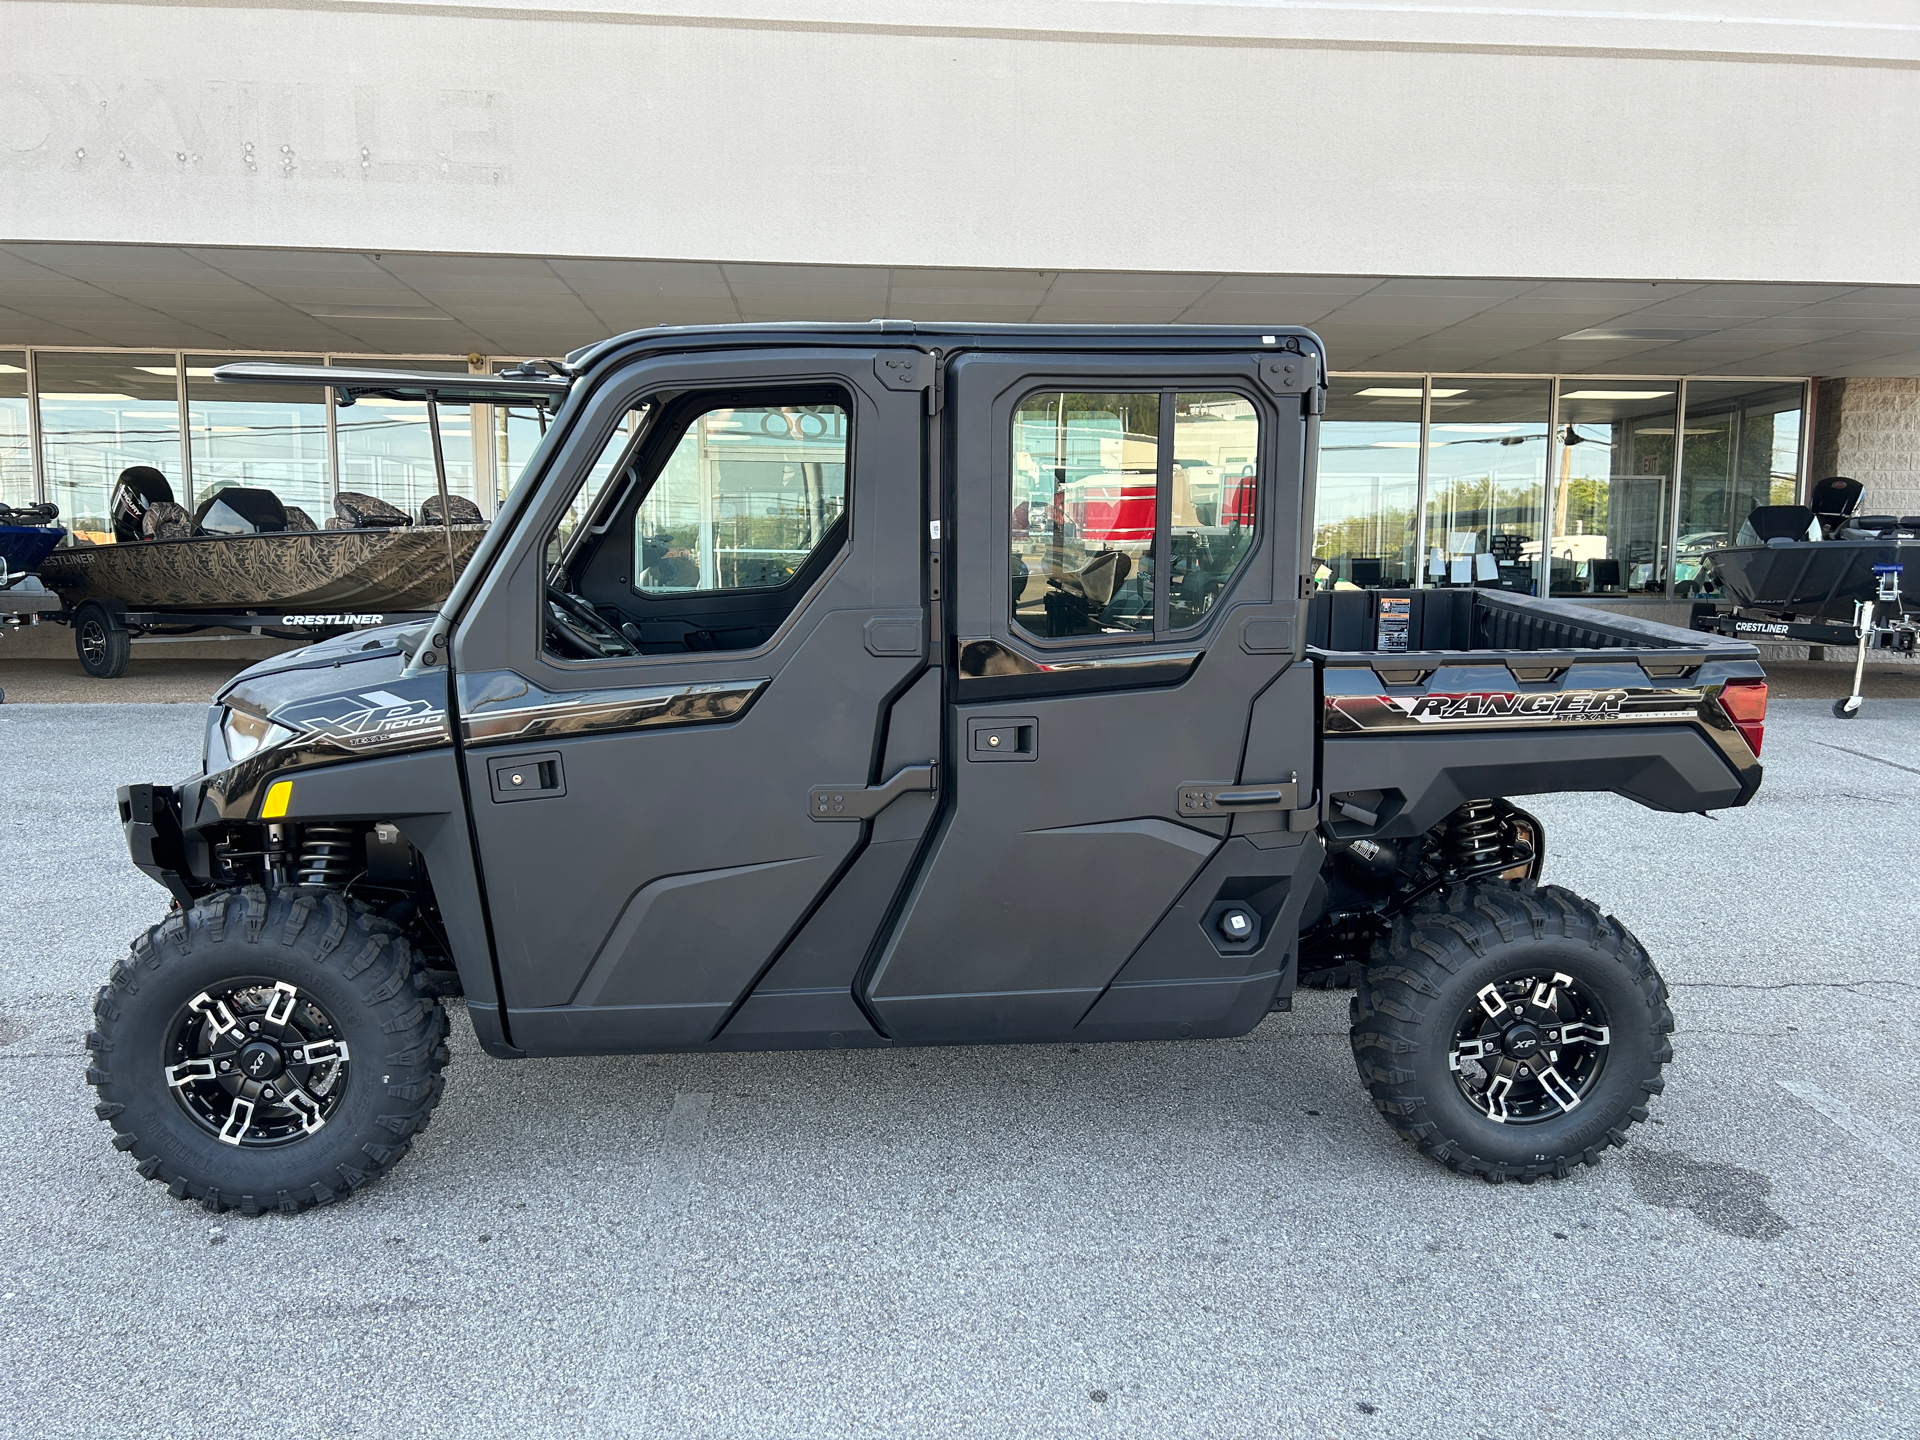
1006,381 -> 1265,649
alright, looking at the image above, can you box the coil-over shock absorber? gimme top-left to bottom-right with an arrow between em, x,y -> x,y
295,823 -> 357,887
1446,799 -> 1505,871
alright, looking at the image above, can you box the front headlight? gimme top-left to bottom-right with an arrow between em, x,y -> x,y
222,707 -> 299,763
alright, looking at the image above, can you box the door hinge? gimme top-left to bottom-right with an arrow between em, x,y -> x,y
874,349 -> 942,414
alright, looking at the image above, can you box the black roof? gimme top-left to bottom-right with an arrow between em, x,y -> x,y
565,320 -> 1326,375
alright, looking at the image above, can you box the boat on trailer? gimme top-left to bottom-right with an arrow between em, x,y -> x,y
31,362 -> 570,677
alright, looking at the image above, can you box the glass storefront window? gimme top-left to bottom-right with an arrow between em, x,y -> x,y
1550,384 -> 1678,596
0,353 -> 29,508
1423,378 -> 1550,593
184,356 -> 329,525
35,352 -> 181,543
1315,377 -> 1420,587
1675,382 -> 1805,597
333,359 -> 476,521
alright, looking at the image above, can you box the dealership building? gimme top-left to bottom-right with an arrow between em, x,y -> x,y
4,0 -> 1918,642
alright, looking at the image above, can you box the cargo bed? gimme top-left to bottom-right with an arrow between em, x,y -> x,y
1300,588 -> 1767,838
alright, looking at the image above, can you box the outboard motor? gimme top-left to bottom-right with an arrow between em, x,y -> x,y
110,466 -> 175,543
193,486 -> 289,537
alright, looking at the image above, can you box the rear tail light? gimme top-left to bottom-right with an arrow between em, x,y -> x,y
1718,677 -> 1768,756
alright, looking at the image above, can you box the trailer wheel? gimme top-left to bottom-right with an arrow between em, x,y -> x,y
1350,881 -> 1672,1183
74,602 -> 131,678
87,887 -> 450,1215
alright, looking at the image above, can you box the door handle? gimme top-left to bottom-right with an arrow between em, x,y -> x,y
809,764 -> 936,821
1176,777 -> 1301,816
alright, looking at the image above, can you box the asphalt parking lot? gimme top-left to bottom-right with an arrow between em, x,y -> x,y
2,697 -> 1917,1440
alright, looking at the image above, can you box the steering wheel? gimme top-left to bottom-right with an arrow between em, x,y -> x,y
544,585 -> 637,659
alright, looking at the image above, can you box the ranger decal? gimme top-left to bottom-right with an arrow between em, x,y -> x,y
1325,688 -> 1707,733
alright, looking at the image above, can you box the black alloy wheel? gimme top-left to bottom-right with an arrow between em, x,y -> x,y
1445,970 -> 1612,1125
74,602 -> 131,678
163,978 -> 352,1147
1351,880 -> 1673,1182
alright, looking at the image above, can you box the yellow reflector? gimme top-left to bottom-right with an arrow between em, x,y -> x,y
260,780 -> 293,819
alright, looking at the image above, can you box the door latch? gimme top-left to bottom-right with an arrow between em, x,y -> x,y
809,764 -> 936,821
487,751 -> 566,803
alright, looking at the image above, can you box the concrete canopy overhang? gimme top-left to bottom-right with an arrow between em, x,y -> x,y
4,242 -> 1920,376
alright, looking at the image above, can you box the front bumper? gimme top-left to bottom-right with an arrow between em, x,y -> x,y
117,782 -> 199,906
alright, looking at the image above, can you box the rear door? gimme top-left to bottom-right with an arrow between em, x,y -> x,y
864,347 -> 1319,1043
451,347 -> 933,1054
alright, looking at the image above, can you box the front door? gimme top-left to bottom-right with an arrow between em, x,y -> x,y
452,348 -> 932,1054
864,348 -> 1318,1043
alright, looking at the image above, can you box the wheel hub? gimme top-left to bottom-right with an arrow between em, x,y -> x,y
234,1039 -> 285,1083
1499,1022 -> 1544,1061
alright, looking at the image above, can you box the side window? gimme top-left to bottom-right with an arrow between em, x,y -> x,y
1170,393 -> 1259,629
1010,389 -> 1257,641
1012,391 -> 1159,639
636,402 -> 847,594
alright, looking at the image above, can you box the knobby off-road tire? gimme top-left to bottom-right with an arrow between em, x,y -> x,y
1350,881 -> 1673,1183
88,886 -> 450,1215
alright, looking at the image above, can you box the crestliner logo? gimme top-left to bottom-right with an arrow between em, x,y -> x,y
281,613 -> 385,626
1734,621 -> 1792,636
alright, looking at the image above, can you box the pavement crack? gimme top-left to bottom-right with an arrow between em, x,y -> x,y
1812,740 -> 1920,777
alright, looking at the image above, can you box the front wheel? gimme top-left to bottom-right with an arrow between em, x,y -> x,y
1351,882 -> 1672,1183
88,887 -> 450,1214
1834,695 -> 1863,720
73,602 -> 131,678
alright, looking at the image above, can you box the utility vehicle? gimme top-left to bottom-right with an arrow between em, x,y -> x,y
89,323 -> 1767,1214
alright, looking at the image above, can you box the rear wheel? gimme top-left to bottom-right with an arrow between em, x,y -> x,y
87,887 -> 450,1214
1351,881 -> 1672,1182
74,602 -> 130,678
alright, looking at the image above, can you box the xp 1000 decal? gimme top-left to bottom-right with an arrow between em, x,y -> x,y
1324,687 -> 1708,733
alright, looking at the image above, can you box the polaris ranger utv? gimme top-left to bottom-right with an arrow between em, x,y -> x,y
89,324 -> 1768,1214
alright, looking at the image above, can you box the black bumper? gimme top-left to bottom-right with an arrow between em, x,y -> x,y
117,783 -> 197,906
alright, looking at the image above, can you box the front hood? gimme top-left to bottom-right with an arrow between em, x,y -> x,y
217,621 -> 422,713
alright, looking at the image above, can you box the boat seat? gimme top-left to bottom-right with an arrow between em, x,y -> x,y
329,491 -> 413,529
1810,476 -> 1864,519
283,505 -> 318,532
1737,505 -> 1817,545
141,501 -> 194,541
420,493 -> 484,526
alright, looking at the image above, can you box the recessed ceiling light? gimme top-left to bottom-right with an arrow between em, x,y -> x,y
135,366 -> 219,378
1356,387 -> 1466,398
1560,390 -> 1671,400
0,364 -> 25,375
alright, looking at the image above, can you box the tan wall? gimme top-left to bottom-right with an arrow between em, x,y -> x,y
3,1 -> 1919,287
1812,378 -> 1920,518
